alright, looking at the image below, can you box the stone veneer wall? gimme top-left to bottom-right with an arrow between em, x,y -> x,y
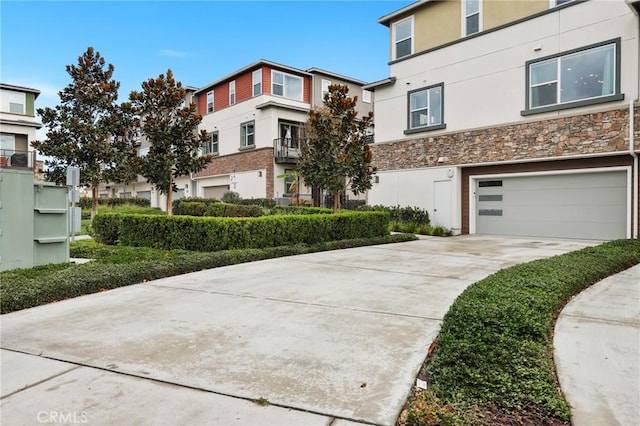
372,106 -> 640,170
194,147 -> 275,198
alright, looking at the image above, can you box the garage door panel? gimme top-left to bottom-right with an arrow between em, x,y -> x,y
476,171 -> 627,240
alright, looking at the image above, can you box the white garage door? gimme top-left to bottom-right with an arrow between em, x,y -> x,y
475,171 -> 627,240
203,185 -> 230,199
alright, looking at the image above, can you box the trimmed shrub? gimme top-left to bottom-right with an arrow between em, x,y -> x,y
269,206 -> 333,215
236,198 -> 277,209
79,197 -> 151,209
205,202 -> 263,218
173,201 -> 207,216
221,191 -> 242,204
426,239 -> 640,420
93,211 -> 390,251
358,204 -> 430,225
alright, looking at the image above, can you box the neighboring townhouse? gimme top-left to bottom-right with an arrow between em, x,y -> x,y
0,83 -> 42,172
100,86 -> 199,206
365,0 -> 640,240
192,60 -> 373,205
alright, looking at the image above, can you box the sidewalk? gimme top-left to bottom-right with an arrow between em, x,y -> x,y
554,264 -> 640,426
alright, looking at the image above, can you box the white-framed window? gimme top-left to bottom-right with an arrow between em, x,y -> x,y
407,83 -> 444,131
0,134 -> 16,153
362,89 -> 372,104
321,79 -> 331,100
550,0 -> 574,7
0,89 -> 26,115
204,131 -> 219,155
271,70 -> 303,101
229,80 -> 236,105
241,121 -> 255,148
463,0 -> 481,36
526,39 -> 619,112
206,90 -> 214,113
393,17 -> 413,60
284,168 -> 295,196
253,69 -> 262,96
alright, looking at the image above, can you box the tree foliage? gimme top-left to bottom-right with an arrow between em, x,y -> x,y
298,84 -> 375,211
130,69 -> 211,215
32,47 -> 137,218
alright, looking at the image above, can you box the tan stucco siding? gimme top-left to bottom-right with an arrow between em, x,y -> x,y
414,0 -> 461,53
484,0 -> 548,31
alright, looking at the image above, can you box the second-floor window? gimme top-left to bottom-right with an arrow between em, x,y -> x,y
362,89 -> 372,103
272,71 -> 303,101
321,79 -> 331,100
229,81 -> 236,105
204,131 -> 219,155
241,121 -> 255,148
525,39 -> 619,113
207,91 -> 214,113
253,69 -> 262,96
1,90 -> 26,115
393,17 -> 413,60
463,0 -> 481,36
407,84 -> 444,131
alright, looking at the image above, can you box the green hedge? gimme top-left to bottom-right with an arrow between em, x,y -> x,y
1,233 -> 417,314
93,211 -> 390,250
269,206 -> 333,215
79,197 -> 151,209
205,202 -> 263,217
358,204 -> 430,225
426,239 -> 640,421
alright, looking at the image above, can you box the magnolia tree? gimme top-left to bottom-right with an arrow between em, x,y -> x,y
130,69 -> 211,215
32,47 -> 137,218
298,84 -> 375,211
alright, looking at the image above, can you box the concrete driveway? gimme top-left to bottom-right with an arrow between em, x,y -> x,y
1,235 -> 597,426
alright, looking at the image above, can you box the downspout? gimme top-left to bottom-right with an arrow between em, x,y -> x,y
630,101 -> 638,238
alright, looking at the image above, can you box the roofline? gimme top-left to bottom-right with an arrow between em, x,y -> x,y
362,77 -> 397,91
378,0 -> 428,26
194,59 -> 312,95
0,83 -> 41,99
305,68 -> 366,86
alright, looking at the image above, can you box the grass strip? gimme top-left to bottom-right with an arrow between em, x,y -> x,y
1,234 -> 417,314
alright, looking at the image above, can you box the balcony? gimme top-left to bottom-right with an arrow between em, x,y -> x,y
274,138 -> 303,163
0,149 -> 36,171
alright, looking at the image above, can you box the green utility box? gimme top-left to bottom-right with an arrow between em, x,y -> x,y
0,168 -> 69,271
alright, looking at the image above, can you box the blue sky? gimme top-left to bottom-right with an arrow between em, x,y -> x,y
1,0 -> 412,123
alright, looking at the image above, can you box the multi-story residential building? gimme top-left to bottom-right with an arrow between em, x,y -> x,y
365,0 -> 640,240
105,61 -> 372,208
0,83 -> 42,172
192,60 -> 373,205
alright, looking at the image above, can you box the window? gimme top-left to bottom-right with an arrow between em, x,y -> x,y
1,90 -> 26,114
204,131 -> 219,155
272,71 -> 303,101
229,81 -> 236,105
524,39 -> 621,114
407,84 -> 444,132
551,0 -> 574,6
0,134 -> 15,153
206,91 -> 214,113
9,102 -> 24,114
321,79 -> 331,100
463,0 -> 481,36
362,89 -> 372,104
253,69 -> 262,96
393,17 -> 413,60
284,168 -> 295,195
241,121 -> 255,148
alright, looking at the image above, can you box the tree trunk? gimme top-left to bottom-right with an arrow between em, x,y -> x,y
91,185 -> 99,219
333,189 -> 341,212
166,176 -> 173,215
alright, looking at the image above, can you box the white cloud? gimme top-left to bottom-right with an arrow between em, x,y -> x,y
158,49 -> 189,58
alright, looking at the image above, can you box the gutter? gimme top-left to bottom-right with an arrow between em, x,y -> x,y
630,101 -> 638,238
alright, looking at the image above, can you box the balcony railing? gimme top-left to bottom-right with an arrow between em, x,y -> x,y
274,138 -> 303,163
0,149 -> 36,171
